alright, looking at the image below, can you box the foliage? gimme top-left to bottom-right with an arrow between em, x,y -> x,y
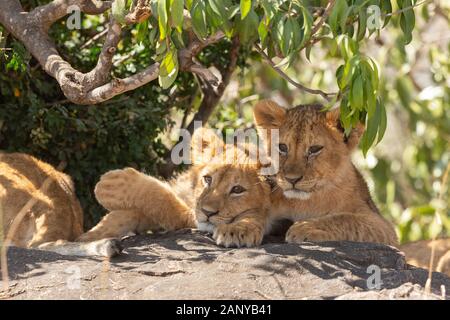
111,0 -> 418,154
0,45 -> 172,227
0,0 -> 448,242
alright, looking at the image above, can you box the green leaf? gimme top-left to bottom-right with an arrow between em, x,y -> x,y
361,100 -> 382,155
158,0 -> 169,40
356,9 -> 367,41
365,80 -> 376,118
155,41 -> 167,57
291,18 -> 303,52
340,4 -> 352,32
328,0 -> 347,36
305,44 -> 312,61
377,99 -> 387,143
381,0 -> 392,27
171,0 -> 184,33
227,4 -> 241,19
273,14 -> 286,55
240,0 -> 252,20
159,46 -> 179,88
209,0 -> 227,18
136,20 -> 149,43
398,0 -> 415,44
191,1 -> 208,39
112,0 -> 127,24
237,9 -> 259,43
300,5 -> 313,48
339,97 -> 352,132
258,19 -> 269,45
339,55 -> 358,89
350,74 -> 364,111
282,17 -> 295,56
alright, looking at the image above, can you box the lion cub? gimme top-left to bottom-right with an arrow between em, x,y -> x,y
400,238 -> 450,276
0,152 -> 121,257
80,128 -> 271,248
253,100 -> 398,246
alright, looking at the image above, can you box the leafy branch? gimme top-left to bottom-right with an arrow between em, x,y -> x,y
254,43 -> 336,101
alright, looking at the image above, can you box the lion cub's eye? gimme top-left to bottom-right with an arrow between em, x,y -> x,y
203,175 -> 212,185
278,143 -> 288,155
230,185 -> 246,194
308,145 -> 324,156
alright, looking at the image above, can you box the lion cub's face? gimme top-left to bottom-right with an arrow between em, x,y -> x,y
190,129 -> 270,232
253,100 -> 364,200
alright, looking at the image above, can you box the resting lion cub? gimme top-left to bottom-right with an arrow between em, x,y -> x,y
80,128 -> 271,248
400,238 -> 450,276
0,152 -> 121,257
254,100 -> 398,246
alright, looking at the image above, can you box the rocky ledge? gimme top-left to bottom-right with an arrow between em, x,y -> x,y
1,229 -> 449,300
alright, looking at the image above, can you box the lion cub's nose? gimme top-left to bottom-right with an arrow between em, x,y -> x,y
201,208 -> 219,217
285,175 -> 303,186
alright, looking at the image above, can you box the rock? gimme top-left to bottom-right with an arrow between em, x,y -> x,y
1,229 -> 449,300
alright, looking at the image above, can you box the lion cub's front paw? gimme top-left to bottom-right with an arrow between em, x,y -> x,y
285,221 -> 330,243
213,224 -> 263,248
95,167 -> 142,210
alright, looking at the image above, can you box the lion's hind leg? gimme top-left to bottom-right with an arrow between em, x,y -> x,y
77,209 -> 141,242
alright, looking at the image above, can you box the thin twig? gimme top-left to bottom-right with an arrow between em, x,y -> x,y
254,44 -> 336,101
310,0 -> 336,35
384,0 -> 432,17
80,28 -> 109,49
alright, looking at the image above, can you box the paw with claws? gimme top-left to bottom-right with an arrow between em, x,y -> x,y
285,221 -> 331,243
213,223 -> 263,248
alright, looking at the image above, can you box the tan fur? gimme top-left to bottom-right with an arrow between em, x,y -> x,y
82,128 -> 271,248
254,100 -> 398,246
0,152 -> 121,257
400,238 -> 450,276
0,152 -> 83,247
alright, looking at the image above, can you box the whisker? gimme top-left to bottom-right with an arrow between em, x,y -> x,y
271,185 -> 280,194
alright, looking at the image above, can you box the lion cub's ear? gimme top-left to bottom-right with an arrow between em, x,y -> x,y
253,100 -> 287,129
191,127 -> 225,164
325,107 -> 365,150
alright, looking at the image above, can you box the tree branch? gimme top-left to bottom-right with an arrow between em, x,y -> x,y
124,0 -> 151,24
310,0 -> 336,36
158,37 -> 240,178
83,62 -> 160,104
254,44 -> 336,101
0,0 -> 222,105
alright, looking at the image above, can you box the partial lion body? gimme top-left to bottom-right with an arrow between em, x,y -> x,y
400,238 -> 450,276
0,152 -> 121,257
0,152 -> 83,247
82,128 -> 271,248
78,167 -> 198,242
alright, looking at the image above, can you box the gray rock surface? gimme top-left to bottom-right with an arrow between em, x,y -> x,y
1,229 -> 449,300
